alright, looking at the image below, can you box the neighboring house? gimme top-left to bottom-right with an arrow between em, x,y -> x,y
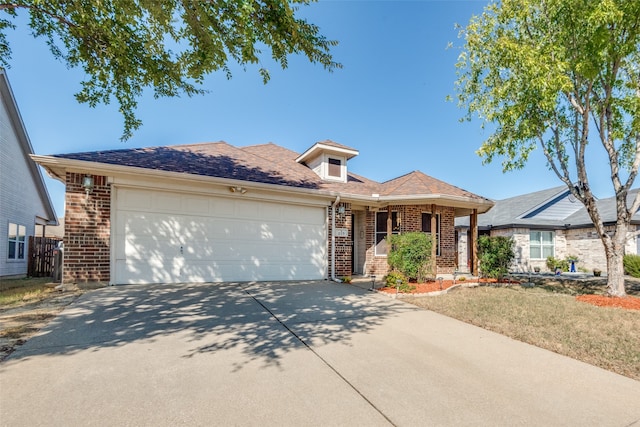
455,186 -> 640,273
33,140 -> 493,285
0,69 -> 58,278
37,217 -> 65,240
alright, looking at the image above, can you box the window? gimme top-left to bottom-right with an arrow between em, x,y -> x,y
328,158 -> 341,178
530,231 -> 554,259
421,213 -> 441,256
8,223 -> 26,260
375,211 -> 399,256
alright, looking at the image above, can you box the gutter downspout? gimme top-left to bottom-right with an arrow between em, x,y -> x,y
331,195 -> 341,282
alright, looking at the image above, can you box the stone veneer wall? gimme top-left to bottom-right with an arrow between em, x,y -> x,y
489,225 -> 640,274
363,205 -> 456,278
63,173 -> 111,284
456,227 -> 469,272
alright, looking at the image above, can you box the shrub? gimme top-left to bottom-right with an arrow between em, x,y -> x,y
477,236 -> 515,279
546,256 -> 569,272
388,232 -> 433,282
623,254 -> 640,278
384,270 -> 415,293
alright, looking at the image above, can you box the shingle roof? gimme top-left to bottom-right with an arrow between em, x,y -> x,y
52,141 -> 490,203
380,171 -> 482,199
456,186 -> 640,228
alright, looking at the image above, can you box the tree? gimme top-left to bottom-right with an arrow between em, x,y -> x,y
454,0 -> 640,297
0,1 -> 340,140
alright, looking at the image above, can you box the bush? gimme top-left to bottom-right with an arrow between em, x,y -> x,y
384,270 -> 415,293
477,236 -> 515,279
388,232 -> 433,282
623,254 -> 640,278
546,256 -> 569,272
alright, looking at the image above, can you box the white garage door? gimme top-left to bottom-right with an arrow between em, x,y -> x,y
113,187 -> 327,284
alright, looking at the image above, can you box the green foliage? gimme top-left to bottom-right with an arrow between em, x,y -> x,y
546,256 -> 569,272
477,236 -> 515,279
623,254 -> 640,278
454,0 -> 640,297
388,232 -> 433,282
384,270 -> 415,293
341,276 -> 352,284
0,1 -> 341,140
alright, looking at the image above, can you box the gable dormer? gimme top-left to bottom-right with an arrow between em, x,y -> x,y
296,140 -> 359,183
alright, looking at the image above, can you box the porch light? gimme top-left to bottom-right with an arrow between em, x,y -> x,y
82,175 -> 94,194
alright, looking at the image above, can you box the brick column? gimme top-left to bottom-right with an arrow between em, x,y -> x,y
63,173 -> 111,284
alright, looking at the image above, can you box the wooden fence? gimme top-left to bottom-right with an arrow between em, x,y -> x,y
28,237 -> 62,278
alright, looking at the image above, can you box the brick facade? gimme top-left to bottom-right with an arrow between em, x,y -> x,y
62,184 -> 467,283
63,173 -> 111,284
328,202 -> 353,278
362,204 -> 457,278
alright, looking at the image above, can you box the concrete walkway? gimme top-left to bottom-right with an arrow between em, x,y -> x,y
1,281 -> 638,426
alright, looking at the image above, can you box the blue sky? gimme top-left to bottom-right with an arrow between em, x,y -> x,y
5,0 -> 613,217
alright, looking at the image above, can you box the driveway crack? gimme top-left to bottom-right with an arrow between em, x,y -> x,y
242,285 -> 396,426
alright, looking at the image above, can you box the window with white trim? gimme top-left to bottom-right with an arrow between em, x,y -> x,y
530,231 -> 554,259
328,157 -> 341,178
8,223 -> 26,260
375,211 -> 399,256
421,213 -> 441,256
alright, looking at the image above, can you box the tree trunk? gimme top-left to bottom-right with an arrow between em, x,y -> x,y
605,225 -> 627,297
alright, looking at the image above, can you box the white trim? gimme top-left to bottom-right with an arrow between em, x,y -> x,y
31,155 -> 496,213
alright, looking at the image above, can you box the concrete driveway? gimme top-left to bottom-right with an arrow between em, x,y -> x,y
1,281 -> 639,426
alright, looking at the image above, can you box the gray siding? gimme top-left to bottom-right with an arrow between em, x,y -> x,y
0,81 -> 53,276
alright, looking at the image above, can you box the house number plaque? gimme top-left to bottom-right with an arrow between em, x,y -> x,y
334,228 -> 348,237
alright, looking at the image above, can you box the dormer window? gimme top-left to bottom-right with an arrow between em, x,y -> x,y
328,158 -> 342,178
296,140 -> 359,183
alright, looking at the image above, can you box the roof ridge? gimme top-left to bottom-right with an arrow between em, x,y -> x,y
165,141 -> 229,149
381,170 -> 416,185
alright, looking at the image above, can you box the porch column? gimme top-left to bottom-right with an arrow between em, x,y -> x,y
431,204 -> 437,275
386,206 -> 392,246
470,209 -> 478,276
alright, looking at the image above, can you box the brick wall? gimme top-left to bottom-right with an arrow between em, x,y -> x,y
328,202 -> 353,278
63,173 -> 111,284
363,205 -> 457,278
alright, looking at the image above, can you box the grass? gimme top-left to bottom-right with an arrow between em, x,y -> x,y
0,277 -> 55,307
405,286 -> 640,381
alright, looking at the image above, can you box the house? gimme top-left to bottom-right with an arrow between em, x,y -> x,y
455,186 -> 640,273
32,140 -> 493,285
0,69 -> 58,278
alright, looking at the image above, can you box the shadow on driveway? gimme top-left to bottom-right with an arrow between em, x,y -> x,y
2,280 -> 414,371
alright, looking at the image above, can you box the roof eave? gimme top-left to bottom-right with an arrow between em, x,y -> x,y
32,155 -> 495,213
2,71 -> 57,222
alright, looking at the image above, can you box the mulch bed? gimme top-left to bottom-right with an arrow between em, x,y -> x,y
378,280 -> 458,294
378,279 -> 640,311
576,294 -> 640,311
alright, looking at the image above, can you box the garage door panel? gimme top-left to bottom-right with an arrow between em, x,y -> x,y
115,188 -> 326,284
